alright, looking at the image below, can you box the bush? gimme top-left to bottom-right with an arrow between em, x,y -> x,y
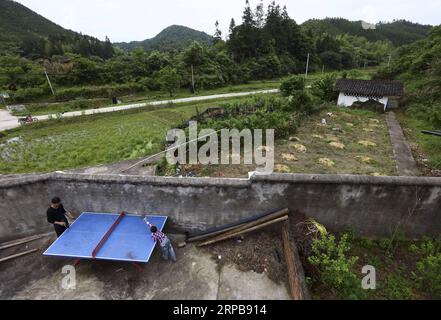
410,238 -> 441,297
308,234 -> 365,299
312,74 -> 338,103
280,75 -> 306,97
406,103 -> 441,128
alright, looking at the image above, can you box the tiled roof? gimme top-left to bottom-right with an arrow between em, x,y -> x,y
334,79 -> 404,97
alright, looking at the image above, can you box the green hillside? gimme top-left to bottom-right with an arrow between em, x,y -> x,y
302,18 -> 432,46
0,0 -> 113,58
116,25 -> 213,51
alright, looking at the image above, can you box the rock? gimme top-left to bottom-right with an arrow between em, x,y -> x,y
288,136 -> 300,142
311,134 -> 323,139
178,242 -> 187,248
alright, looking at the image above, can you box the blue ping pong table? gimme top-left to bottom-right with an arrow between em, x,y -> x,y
43,212 -> 168,263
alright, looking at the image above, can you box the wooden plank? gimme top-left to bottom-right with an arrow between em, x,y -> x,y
190,209 -> 289,243
0,249 -> 39,263
282,221 -> 311,300
188,208 -> 289,242
198,216 -> 288,247
0,232 -> 53,250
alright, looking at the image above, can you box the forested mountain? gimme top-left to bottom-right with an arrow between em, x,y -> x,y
302,18 -> 432,46
0,0 -> 114,59
116,25 -> 213,52
0,0 -> 436,104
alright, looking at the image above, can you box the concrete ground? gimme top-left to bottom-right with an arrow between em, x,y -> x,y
0,89 -> 278,132
386,112 -> 420,176
0,235 -> 290,300
0,109 -> 19,132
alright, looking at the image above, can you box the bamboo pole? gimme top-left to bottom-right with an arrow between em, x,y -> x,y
198,216 -> 288,247
0,232 -> 53,250
282,221 -> 310,300
0,249 -> 39,263
189,208 -> 289,243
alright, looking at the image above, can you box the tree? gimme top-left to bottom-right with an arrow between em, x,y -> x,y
158,66 -> 181,97
242,0 -> 255,27
229,18 -> 236,35
182,42 -> 206,92
255,0 -> 265,28
214,20 -> 222,43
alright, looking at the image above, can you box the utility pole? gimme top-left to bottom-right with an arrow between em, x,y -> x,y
305,53 -> 310,79
191,64 -> 195,93
44,69 -> 55,96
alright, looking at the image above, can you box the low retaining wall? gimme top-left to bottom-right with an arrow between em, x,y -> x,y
1,172 -> 440,242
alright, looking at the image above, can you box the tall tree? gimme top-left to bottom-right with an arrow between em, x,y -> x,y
242,0 -> 255,27
214,20 -> 222,43
255,0 -> 265,28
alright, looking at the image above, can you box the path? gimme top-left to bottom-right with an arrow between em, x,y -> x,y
0,89 -> 279,132
0,109 -> 20,132
386,111 -> 420,176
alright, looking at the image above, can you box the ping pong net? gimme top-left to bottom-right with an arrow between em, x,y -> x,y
91,211 -> 126,258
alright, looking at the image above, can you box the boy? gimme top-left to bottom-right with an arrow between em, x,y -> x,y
46,197 -> 75,237
143,217 -> 176,262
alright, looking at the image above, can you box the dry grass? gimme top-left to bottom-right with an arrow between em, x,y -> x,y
184,107 -> 396,177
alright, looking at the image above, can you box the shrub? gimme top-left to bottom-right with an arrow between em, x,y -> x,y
410,238 -> 441,297
280,75 -> 306,97
382,275 -> 414,300
308,233 -> 365,299
312,74 -> 338,102
406,103 -> 441,128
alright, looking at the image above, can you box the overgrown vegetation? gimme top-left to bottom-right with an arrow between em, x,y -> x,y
308,232 -> 441,300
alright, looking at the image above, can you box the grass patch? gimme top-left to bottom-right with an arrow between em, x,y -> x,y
0,96 -> 253,174
395,111 -> 441,172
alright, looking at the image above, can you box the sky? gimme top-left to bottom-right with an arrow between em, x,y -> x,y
15,0 -> 441,42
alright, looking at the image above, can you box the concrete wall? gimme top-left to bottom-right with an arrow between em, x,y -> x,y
337,92 -> 388,108
1,172 -> 441,242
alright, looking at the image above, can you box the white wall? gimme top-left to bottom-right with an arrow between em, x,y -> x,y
337,93 -> 389,109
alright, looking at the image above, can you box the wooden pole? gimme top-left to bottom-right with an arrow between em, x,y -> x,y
44,69 -> 55,96
0,232 -> 52,250
191,64 -> 195,93
282,221 -> 310,300
198,216 -> 288,247
305,53 -> 310,79
188,208 -> 289,243
0,249 -> 39,263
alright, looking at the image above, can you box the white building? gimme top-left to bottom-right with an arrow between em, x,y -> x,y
335,79 -> 404,111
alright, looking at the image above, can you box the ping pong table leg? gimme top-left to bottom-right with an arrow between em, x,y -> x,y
132,262 -> 144,272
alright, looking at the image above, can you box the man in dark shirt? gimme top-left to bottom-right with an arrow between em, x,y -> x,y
47,197 -> 75,237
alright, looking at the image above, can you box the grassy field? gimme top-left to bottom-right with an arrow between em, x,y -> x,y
0,96 -> 255,174
183,107 -> 395,177
395,111 -> 441,175
11,68 -> 377,116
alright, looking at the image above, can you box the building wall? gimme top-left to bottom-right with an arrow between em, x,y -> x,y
1,173 -> 441,242
337,92 -> 389,108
